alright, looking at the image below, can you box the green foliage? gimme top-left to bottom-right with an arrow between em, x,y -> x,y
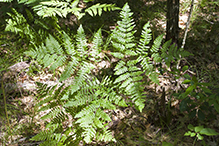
4,7 -> 60,50
2,1 -> 194,145
0,0 -> 13,2
5,8 -> 35,40
161,40 -> 192,67
85,3 -> 120,17
184,124 -> 219,144
111,3 -> 136,53
18,0 -> 119,19
162,142 -> 174,146
178,76 -> 219,121
27,3 -> 192,144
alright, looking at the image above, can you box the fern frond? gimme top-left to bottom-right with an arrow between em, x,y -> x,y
59,62 -> 76,82
90,28 -> 103,58
85,3 -> 120,17
178,48 -> 193,58
18,0 -> 43,5
25,34 -> 67,71
96,128 -> 116,142
110,3 -> 148,112
62,31 -> 75,55
111,3 -> 136,53
82,127 -> 96,143
150,34 -> 163,63
100,76 -> 127,107
36,82 -> 57,98
137,22 -> 152,54
46,34 -> 63,54
151,34 -> 164,53
5,8 -> 36,40
61,75 -> 124,143
20,0 -> 119,19
76,25 -> 88,58
33,1 -> 82,18
74,62 -> 95,86
75,103 -> 97,126
30,123 -> 59,141
51,110 -> 68,124
136,29 -> 164,85
49,55 -> 66,71
113,59 -> 145,111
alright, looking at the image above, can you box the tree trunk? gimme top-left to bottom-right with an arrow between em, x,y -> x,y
166,0 -> 179,46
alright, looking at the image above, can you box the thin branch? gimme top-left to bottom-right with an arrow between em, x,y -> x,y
181,0 -> 195,49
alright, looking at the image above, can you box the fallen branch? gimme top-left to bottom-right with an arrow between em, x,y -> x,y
181,0 -> 195,49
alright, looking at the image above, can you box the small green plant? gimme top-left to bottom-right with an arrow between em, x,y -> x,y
179,75 -> 219,121
184,124 -> 219,145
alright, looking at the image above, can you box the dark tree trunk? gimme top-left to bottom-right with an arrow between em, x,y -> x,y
166,0 -> 179,46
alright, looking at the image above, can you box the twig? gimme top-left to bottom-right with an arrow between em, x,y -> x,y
177,0 -> 195,69
181,0 -> 195,49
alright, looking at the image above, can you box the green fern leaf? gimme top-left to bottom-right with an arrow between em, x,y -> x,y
111,3 -> 136,53
85,3 -> 119,17
135,98 -> 145,112
95,108 -> 111,122
30,123 -> 59,141
91,28 -> 103,57
149,72 -> 159,84
114,66 -> 128,75
120,78 -> 132,88
59,62 -> 75,82
97,99 -> 116,110
137,22 -> 152,54
114,73 -> 130,84
76,25 -> 88,57
96,128 -> 115,142
0,0 -> 13,2
40,107 -> 61,120
83,127 -> 96,143
49,55 -> 65,71
151,34 -> 164,53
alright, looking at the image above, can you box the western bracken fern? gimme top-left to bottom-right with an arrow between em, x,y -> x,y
3,1 -> 192,145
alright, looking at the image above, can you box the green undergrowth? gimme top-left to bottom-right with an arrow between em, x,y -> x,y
0,0 -> 219,145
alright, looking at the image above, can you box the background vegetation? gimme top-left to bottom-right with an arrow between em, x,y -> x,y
0,0 -> 219,145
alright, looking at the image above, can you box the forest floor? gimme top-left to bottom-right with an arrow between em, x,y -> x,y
0,0 -> 219,145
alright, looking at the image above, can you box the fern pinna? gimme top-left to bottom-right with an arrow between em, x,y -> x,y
4,2 -> 191,145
